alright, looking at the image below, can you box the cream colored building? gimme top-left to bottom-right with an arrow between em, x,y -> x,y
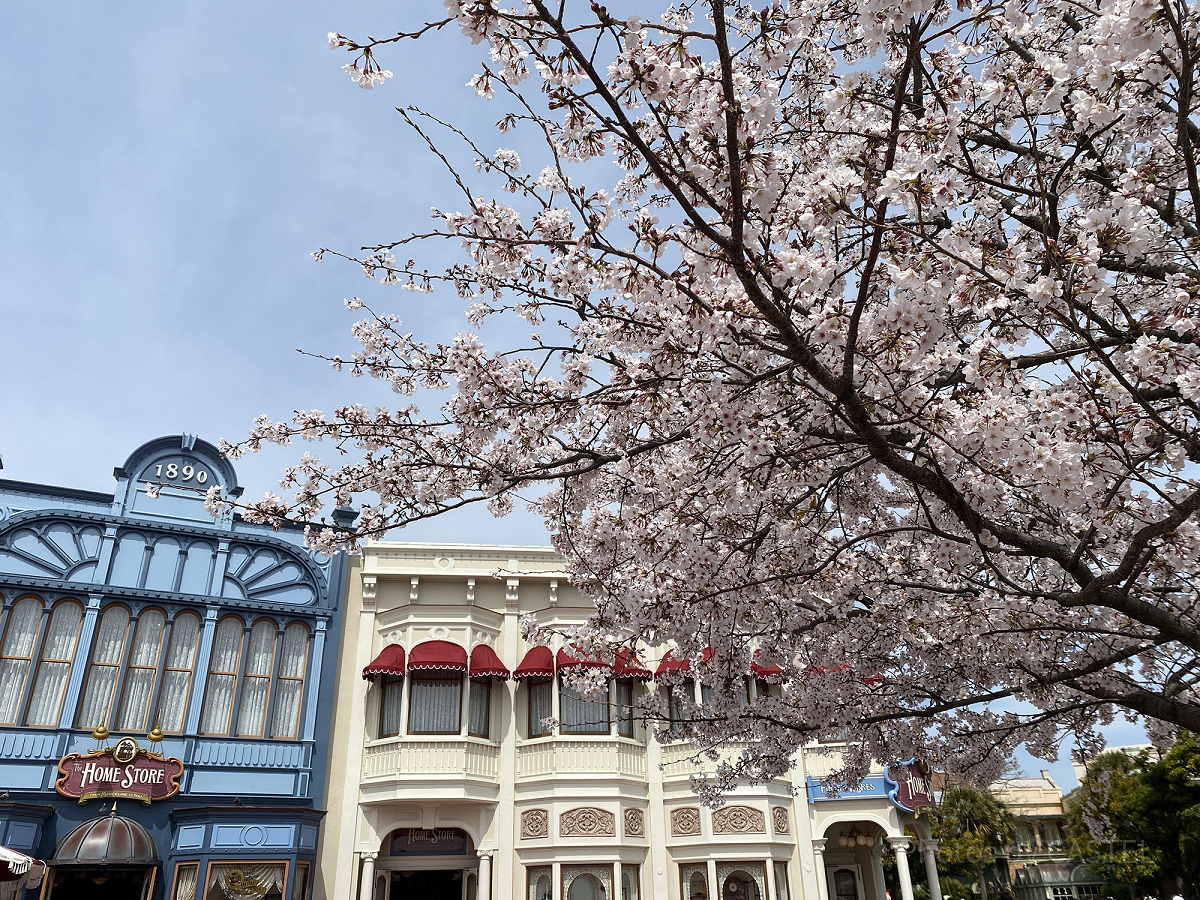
316,543 -> 944,900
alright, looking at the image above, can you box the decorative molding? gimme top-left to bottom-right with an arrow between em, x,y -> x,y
361,576 -> 377,610
886,835 -> 912,852
466,577 -> 475,605
549,579 -> 558,607
711,805 -> 766,834
623,808 -> 645,838
560,807 -> 615,837
506,578 -> 519,609
671,807 -> 701,837
410,577 -> 420,602
520,809 -> 549,839
772,807 -> 789,834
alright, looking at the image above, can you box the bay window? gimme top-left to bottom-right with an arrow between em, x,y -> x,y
561,677 -> 609,734
615,678 -> 635,737
468,677 -> 491,738
527,678 -> 552,737
408,674 -> 461,734
379,674 -> 404,738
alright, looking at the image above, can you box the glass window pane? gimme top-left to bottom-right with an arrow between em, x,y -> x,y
0,597 -> 42,724
76,605 -> 132,729
468,678 -> 490,737
30,602 -> 84,727
270,624 -> 308,739
117,610 -> 166,732
623,866 -> 640,900
379,675 -> 403,737
773,864 -> 789,900
616,679 -> 633,737
155,613 -> 200,732
408,675 -> 461,733
528,679 -> 552,737
561,679 -> 609,733
200,618 -> 244,734
528,868 -> 552,900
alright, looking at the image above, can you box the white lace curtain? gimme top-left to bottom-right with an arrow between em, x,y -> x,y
528,679 -> 552,736
201,617 -> 244,733
158,613 -> 200,732
173,864 -> 200,900
408,675 -> 461,733
269,623 -> 308,739
208,864 -> 286,900
468,678 -> 491,737
561,680 -> 609,733
379,675 -> 404,737
117,608 -> 166,731
0,597 -> 41,724
75,605 -> 130,728
28,602 -> 84,727
235,621 -> 277,737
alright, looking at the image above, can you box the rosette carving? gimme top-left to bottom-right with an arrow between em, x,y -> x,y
711,805 -> 766,834
520,808 -> 549,839
772,807 -> 790,834
671,807 -> 701,836
560,807 -> 615,837
624,808 -> 645,837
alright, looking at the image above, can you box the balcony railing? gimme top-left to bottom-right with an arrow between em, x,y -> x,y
516,737 -> 646,780
362,736 -> 500,782
801,745 -> 886,778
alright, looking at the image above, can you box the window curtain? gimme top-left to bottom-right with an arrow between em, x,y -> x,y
0,597 -> 41,724
468,678 -> 490,737
408,675 -> 461,733
615,679 -> 633,737
157,613 -> 200,732
528,678 -> 552,736
208,864 -> 286,900
236,621 -> 277,737
270,623 -> 308,739
292,863 -> 309,900
75,605 -> 129,728
117,609 -> 166,731
27,602 -> 83,727
561,680 -> 609,733
379,675 -> 403,737
173,864 -> 200,900
201,617 -> 244,734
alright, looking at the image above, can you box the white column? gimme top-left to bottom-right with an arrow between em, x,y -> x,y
869,846 -> 887,900
552,862 -> 563,900
811,839 -> 830,900
477,851 -> 493,900
708,860 -> 719,899
887,838 -> 915,900
765,859 -> 778,900
919,839 -> 942,900
360,853 -> 378,900
614,861 -> 622,900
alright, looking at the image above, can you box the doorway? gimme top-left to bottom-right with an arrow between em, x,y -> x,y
390,869 -> 463,900
46,868 -> 153,900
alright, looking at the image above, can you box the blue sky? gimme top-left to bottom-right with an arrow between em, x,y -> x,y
0,0 -> 1148,787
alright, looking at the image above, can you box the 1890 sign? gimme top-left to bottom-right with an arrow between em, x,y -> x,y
56,738 -> 183,806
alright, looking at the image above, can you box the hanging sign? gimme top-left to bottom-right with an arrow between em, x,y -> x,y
56,737 -> 183,806
885,759 -> 936,812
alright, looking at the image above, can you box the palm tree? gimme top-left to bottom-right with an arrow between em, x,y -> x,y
933,785 -> 1018,900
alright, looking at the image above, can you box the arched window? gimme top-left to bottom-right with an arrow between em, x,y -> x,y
722,873 -> 759,900
77,605 -> 131,729
116,609 -> 167,732
26,601 -> 84,727
201,616 -> 245,734
236,619 -> 278,737
269,623 -> 309,739
0,597 -> 43,724
156,612 -> 200,732
569,874 -> 602,900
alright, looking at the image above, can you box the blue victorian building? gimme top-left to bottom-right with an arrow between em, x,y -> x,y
0,435 -> 353,900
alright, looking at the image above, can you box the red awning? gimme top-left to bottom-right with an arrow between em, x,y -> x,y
556,647 -> 612,671
654,649 -> 691,677
513,646 -> 555,680
751,650 -> 784,678
614,649 -> 652,680
469,645 -> 510,680
408,640 -> 468,673
362,644 -> 406,681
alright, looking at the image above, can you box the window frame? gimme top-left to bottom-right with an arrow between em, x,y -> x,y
467,676 -> 492,738
615,677 -> 635,737
527,677 -> 553,737
378,673 -> 405,738
26,599 -> 86,728
75,603 -> 133,730
234,617 -> 280,738
115,607 -> 169,734
269,622 -> 310,740
0,595 -> 45,726
407,672 -> 463,735
155,611 -> 202,734
200,614 -> 247,736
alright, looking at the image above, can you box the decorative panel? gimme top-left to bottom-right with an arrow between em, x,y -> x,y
559,807 -> 615,837
712,806 -> 766,834
671,807 -> 701,837
0,518 -> 102,581
623,808 -> 645,838
222,544 -> 319,605
176,825 -> 206,850
772,807 -> 790,834
520,809 -> 549,839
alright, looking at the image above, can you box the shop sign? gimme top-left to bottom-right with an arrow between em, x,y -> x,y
56,737 -> 183,806
388,828 -> 467,856
885,759 -> 936,812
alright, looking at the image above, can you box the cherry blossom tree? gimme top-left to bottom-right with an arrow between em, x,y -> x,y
221,0 -> 1200,791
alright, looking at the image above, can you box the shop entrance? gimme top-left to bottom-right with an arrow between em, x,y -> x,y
46,868 -> 153,900
390,869 -> 462,899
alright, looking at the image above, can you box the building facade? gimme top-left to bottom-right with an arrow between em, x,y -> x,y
318,542 -> 945,900
0,435 -> 354,900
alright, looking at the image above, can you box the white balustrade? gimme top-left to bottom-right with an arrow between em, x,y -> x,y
362,737 -> 500,781
801,744 -> 885,777
515,738 -> 647,779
